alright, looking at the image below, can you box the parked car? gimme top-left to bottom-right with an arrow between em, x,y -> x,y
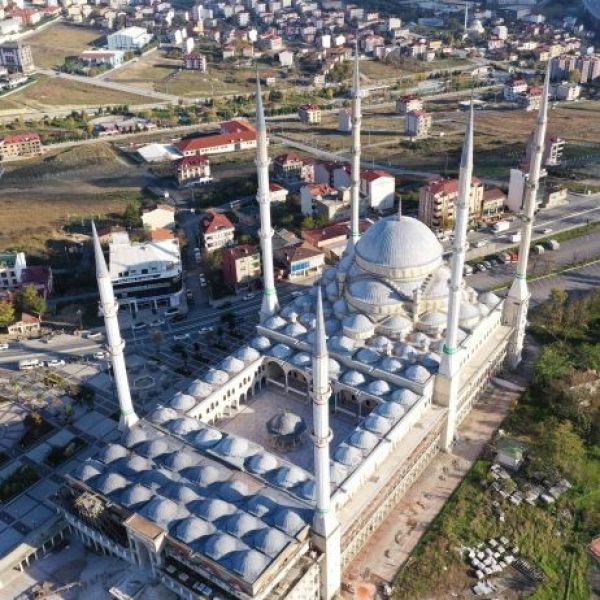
93,351 -> 109,360
164,307 -> 180,318
0,343 -> 9,351
186,289 -> 194,301
463,264 -> 473,276
242,293 -> 255,301
149,319 -> 165,327
173,333 -> 190,341
483,260 -> 493,269
46,359 -> 66,367
199,326 -> 215,333
132,322 -> 148,331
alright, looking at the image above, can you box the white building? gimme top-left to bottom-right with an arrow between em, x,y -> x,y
360,169 -> 395,211
107,26 -> 152,51
141,204 -> 176,231
108,231 -> 184,310
201,211 -> 235,252
0,251 -> 26,290
337,108 -> 352,133
555,81 -> 580,101
278,50 -> 294,67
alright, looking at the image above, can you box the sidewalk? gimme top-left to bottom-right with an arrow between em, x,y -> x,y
342,381 -> 521,596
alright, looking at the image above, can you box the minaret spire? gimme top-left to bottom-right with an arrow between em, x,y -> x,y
92,222 -> 138,431
347,40 -> 362,253
437,101 -> 474,451
255,73 -> 279,323
504,62 -> 551,368
311,286 -> 341,600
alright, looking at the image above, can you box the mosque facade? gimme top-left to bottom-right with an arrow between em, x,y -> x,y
56,58 -> 551,600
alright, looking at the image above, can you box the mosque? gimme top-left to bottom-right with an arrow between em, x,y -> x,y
55,55 -> 550,600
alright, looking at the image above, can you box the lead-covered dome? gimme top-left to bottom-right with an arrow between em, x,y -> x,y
355,215 -> 443,277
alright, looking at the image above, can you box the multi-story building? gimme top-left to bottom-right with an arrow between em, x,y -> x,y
272,152 -> 305,182
176,120 -> 257,157
360,169 -> 395,211
176,155 -> 211,186
481,188 -> 506,221
222,244 -> 262,290
503,78 -> 528,101
0,41 -> 35,74
201,211 -> 235,252
78,50 -> 124,68
418,176 -> 484,231
107,26 -> 152,51
405,110 -> 432,139
551,53 -> 600,84
108,231 -> 184,311
300,183 -> 350,220
338,108 -> 352,132
183,52 -> 207,72
269,182 -> 288,203
298,103 -> 322,124
0,132 -> 42,160
275,240 -> 325,280
517,86 -> 542,111
555,81 -> 580,101
396,94 -> 423,114
0,251 -> 26,290
525,134 -> 565,167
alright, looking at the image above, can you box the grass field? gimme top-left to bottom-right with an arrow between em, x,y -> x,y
27,23 -> 105,69
0,74 -> 154,112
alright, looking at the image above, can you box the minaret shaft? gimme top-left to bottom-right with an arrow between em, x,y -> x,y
255,76 -> 279,322
348,43 -> 362,251
504,64 -> 550,368
92,223 -> 138,431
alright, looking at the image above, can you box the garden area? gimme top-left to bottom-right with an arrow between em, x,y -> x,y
0,464 -> 40,503
393,287 -> 600,600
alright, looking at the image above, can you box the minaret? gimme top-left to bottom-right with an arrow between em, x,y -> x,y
437,102 -> 474,452
504,63 -> 551,369
347,41 -> 362,252
311,287 -> 341,600
255,74 -> 279,323
92,223 -> 138,431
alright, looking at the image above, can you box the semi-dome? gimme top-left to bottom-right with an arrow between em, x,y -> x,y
169,392 -> 196,411
249,528 -> 288,557
187,379 -> 213,399
423,266 -> 451,299
246,452 -> 279,474
235,346 -> 260,363
193,428 -> 223,449
419,311 -> 447,329
459,303 -> 481,328
160,482 -> 202,504
355,215 -> 443,274
347,279 -> 402,306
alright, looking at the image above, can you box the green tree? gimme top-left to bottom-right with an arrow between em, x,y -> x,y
534,343 -> 572,388
16,285 -> 46,318
0,300 -> 15,327
532,419 -> 586,480
569,68 -> 581,84
123,200 -> 142,229
301,215 -> 315,229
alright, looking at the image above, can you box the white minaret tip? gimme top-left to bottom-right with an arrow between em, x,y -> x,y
460,100 -> 474,169
91,221 -> 109,278
352,40 -> 360,95
255,71 -> 266,132
314,286 -> 327,357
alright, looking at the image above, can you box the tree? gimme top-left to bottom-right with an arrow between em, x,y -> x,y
123,200 -> 142,229
532,419 -> 586,480
16,285 -> 46,318
301,215 -> 315,230
534,343 -> 572,388
0,300 -> 14,327
569,68 -> 582,84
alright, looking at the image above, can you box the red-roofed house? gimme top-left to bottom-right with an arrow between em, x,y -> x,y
275,241 -> 325,281
360,169 -> 395,211
301,219 -> 371,258
176,155 -> 211,186
298,103 -> 321,124
0,132 -> 42,160
201,211 -> 235,252
301,183 -> 350,219
7,312 -> 41,337
176,120 -> 257,157
504,78 -> 528,101
222,244 -> 261,290
418,176 -> 484,231
517,85 -> 543,111
396,94 -> 423,115
269,182 -> 288,203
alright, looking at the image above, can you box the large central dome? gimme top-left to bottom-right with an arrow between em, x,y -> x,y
354,214 -> 443,279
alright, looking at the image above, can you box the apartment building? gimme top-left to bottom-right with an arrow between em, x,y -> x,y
405,110 -> 432,139
221,244 -> 261,290
0,132 -> 42,160
360,169 -> 395,211
396,94 -> 423,114
503,78 -> 528,101
176,120 -> 257,157
0,41 -> 35,74
298,103 -> 322,124
201,211 -> 235,252
300,183 -> 350,220
517,86 -> 542,111
0,251 -> 26,290
418,176 -> 484,231
176,155 -> 212,186
183,52 -> 207,72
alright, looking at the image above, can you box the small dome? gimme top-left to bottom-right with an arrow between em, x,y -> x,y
297,479 -> 316,502
419,311 -> 447,328
168,417 -> 201,437
269,344 -> 293,360
204,368 -> 229,386
391,388 -> 420,407
379,356 -> 404,373
323,266 -> 337,281
347,279 -> 402,306
150,407 -> 178,425
420,352 -> 440,369
343,314 -> 374,337
217,480 -> 251,504
182,465 -> 225,487
270,508 -> 305,536
325,318 -> 340,335
356,349 -> 380,366
364,414 -> 391,436
221,356 -> 245,375
375,401 -> 405,420
160,482 -> 202,504
187,379 -> 214,398
173,516 -> 215,545
333,444 -> 363,467
93,472 -> 128,495
169,392 -> 196,412
404,365 -> 430,383
284,322 -> 308,337
367,335 -> 392,351
273,465 -> 308,488
216,436 -> 250,458
291,352 -> 311,367
251,335 -> 272,351
325,280 -> 338,299
267,411 -> 306,437
246,452 -> 279,475
479,291 -> 500,307
73,462 -> 103,482
331,461 -> 348,486
235,346 -> 261,363
196,498 -> 237,521
378,315 -> 413,337
160,450 -> 196,471
137,439 -> 170,459
121,427 -> 148,448
204,533 -> 239,560
348,428 -> 379,451
394,343 -> 419,362
264,315 -> 287,330
221,513 -> 263,537
227,549 -> 269,582
97,444 -> 128,464
341,370 -> 366,387
280,305 -> 299,319
299,312 -> 316,328
250,528 -> 288,556
141,496 -> 181,528
137,469 -> 171,490
367,379 -> 391,396
120,483 -> 153,508
118,455 -> 152,474
459,303 -> 481,327
328,335 -> 355,354
410,332 -> 430,350
333,298 -> 348,318
328,357 -> 341,375
193,427 -> 223,449
245,494 -> 277,518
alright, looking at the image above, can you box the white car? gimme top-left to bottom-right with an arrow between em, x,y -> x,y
242,293 -> 255,301
173,333 -> 190,341
199,326 -> 215,333
0,343 -> 9,351
132,322 -> 148,331
93,351 -> 109,360
46,359 -> 66,367
149,319 -> 165,327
